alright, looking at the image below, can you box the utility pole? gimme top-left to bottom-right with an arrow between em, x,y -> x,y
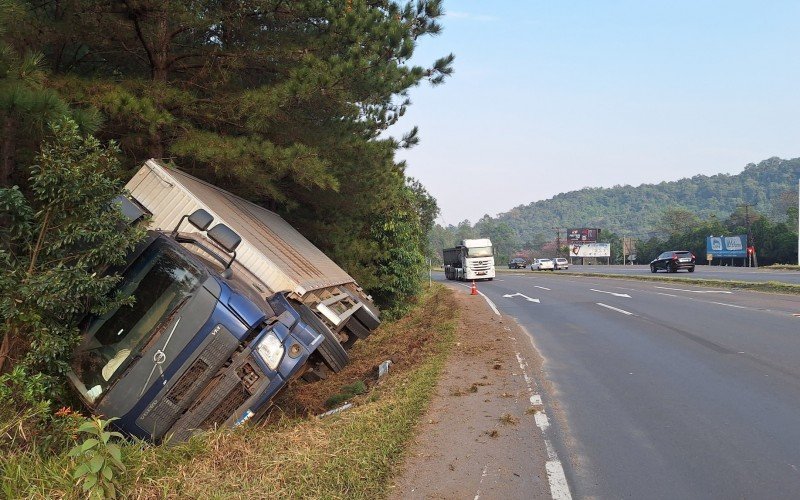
739,203 -> 757,268
554,228 -> 562,258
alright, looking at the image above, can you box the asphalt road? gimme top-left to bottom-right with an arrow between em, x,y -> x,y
559,264 -> 800,285
438,272 -> 800,499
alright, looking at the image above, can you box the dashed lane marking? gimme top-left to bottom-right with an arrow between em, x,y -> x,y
590,288 -> 632,298
655,286 -> 732,294
515,352 -> 572,500
596,302 -> 635,316
709,301 -> 748,309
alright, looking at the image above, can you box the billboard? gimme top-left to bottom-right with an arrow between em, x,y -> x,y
567,228 -> 599,243
706,235 -> 746,258
570,242 -> 611,257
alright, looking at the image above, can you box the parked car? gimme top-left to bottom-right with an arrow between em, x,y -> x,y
553,257 -> 569,270
531,258 -> 555,271
508,257 -> 527,269
650,250 -> 696,273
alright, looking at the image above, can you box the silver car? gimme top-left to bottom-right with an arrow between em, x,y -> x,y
553,257 -> 569,270
531,258 -> 555,271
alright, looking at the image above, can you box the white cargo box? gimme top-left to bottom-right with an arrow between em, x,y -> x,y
126,160 -> 357,298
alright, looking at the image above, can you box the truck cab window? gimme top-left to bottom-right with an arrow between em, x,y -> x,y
467,247 -> 493,257
70,240 -> 206,404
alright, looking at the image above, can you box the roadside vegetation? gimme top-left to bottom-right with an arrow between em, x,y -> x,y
2,2 -> 454,496
764,264 -> 800,271
432,203 -> 798,269
2,285 -> 458,498
544,271 -> 800,295
428,157 -> 799,265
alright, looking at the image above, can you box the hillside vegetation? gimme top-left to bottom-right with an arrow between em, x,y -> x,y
497,156 -> 799,244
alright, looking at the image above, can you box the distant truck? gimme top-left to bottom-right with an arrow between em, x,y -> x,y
68,160 -> 380,442
443,238 -> 495,281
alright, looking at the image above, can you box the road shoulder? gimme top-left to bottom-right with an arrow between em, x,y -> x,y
389,285 -> 554,499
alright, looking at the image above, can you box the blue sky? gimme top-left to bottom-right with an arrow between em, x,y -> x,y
391,1 -> 800,225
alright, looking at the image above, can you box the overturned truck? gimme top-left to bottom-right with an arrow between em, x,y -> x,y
68,159 -> 380,442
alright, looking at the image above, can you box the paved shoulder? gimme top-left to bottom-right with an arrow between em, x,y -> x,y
390,286 -> 556,499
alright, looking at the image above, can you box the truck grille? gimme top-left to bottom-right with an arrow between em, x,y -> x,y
470,260 -> 492,271
199,384 -> 250,429
135,328 -> 238,439
168,360 -> 208,404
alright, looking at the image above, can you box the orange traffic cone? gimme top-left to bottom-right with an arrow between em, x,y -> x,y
470,281 -> 478,295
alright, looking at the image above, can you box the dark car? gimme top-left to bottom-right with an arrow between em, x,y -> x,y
650,250 -> 696,273
508,257 -> 527,269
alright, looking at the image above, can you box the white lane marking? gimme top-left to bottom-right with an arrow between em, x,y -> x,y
656,292 -> 680,298
596,302 -> 635,316
590,288 -> 631,298
530,394 -> 542,406
655,286 -> 732,294
473,464 -> 489,500
709,301 -> 748,309
478,290 -> 501,315
534,285 -> 551,290
503,292 -> 541,303
458,283 -> 501,315
515,351 -> 572,500
546,461 -> 572,500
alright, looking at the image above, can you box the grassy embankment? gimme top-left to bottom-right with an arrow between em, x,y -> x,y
533,271 -> 800,295
2,285 -> 458,499
763,264 -> 800,271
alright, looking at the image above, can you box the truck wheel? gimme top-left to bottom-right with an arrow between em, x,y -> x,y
294,302 -> 349,373
342,316 -> 371,350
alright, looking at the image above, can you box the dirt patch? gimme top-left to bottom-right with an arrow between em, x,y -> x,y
270,287 -> 458,418
388,286 -> 552,499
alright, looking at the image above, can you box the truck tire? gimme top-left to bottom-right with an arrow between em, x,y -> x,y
294,302 -> 349,373
342,316 -> 372,350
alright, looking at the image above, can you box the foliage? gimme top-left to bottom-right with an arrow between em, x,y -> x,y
67,417 -> 125,499
365,182 -> 430,318
3,285 -> 458,499
9,0 -> 451,313
482,157 -> 798,246
324,380 -> 367,408
432,157 -> 798,265
0,118 -> 145,451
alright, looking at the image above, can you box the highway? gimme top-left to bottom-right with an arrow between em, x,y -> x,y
439,272 -> 800,499
561,264 -> 800,285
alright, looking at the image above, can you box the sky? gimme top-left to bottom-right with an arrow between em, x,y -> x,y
389,1 -> 800,226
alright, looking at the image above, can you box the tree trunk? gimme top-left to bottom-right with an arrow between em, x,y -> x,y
1,116 -> 16,188
148,10 -> 170,160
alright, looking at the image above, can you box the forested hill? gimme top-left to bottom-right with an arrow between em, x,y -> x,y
494,156 -> 799,243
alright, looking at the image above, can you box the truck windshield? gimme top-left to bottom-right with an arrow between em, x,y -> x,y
70,240 -> 206,404
467,247 -> 493,257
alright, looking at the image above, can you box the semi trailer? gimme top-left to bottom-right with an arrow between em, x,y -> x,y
443,238 -> 495,281
68,159 -> 380,442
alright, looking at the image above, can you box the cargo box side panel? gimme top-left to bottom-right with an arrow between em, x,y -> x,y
126,163 -> 297,294
127,161 -> 356,295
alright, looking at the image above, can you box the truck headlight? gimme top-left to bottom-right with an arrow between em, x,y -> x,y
256,332 -> 284,370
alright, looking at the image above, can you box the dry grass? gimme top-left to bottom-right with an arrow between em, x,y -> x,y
500,413 -> 520,426
2,285 -> 460,499
549,272 -> 800,295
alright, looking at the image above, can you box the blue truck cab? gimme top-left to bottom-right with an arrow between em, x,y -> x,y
68,206 -> 323,442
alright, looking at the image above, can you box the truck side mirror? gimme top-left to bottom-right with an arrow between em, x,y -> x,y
188,209 -> 214,231
172,209 -> 214,235
208,224 -> 241,253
